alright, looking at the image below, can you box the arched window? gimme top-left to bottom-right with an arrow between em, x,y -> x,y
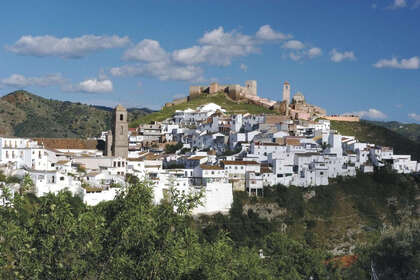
120,114 -> 124,121
120,125 -> 124,135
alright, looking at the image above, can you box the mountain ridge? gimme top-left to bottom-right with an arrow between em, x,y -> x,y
0,90 -> 153,138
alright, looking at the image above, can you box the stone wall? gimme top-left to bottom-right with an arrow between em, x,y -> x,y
324,115 -> 360,122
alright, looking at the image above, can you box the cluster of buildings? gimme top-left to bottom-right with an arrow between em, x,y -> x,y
1,82 -> 419,214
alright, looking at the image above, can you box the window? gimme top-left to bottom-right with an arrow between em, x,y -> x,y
120,125 -> 124,135
60,177 -> 64,181
120,114 -> 124,121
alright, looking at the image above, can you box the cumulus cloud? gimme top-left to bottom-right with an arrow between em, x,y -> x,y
408,113 -> 420,122
282,40 -> 305,50
172,26 -> 258,66
256,25 -> 290,40
111,63 -> 204,82
63,78 -> 113,93
6,35 -> 129,58
373,56 -> 419,69
113,25 -> 322,81
390,0 -> 407,8
353,108 -> 387,120
0,73 -> 65,88
330,49 -> 356,62
240,63 -> 248,72
123,39 -> 168,62
307,47 -> 322,58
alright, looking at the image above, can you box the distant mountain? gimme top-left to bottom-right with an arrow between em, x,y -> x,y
0,90 -> 153,138
367,120 -> 420,143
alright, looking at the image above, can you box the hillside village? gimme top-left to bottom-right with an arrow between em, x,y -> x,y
1,82 -> 419,214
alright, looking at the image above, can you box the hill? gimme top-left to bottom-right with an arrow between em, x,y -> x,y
367,120 -> 420,143
200,170 -> 420,256
331,120 -> 420,161
0,90 -> 153,138
129,92 -> 276,127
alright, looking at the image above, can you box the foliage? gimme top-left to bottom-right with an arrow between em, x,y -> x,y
19,174 -> 35,195
0,172 -> 418,279
345,221 -> 420,280
165,142 -> 183,154
6,175 -> 21,184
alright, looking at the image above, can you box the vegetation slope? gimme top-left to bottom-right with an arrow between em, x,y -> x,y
129,92 -> 276,127
367,120 -> 420,143
1,170 -> 418,279
331,120 -> 420,160
0,90 -> 153,138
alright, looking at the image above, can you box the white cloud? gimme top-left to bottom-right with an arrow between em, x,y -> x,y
63,78 -> 113,93
256,25 -> 290,40
123,39 -> 168,62
391,0 -> 407,8
408,113 -> 420,122
173,26 -> 258,66
7,35 -> 129,58
240,63 -> 248,72
110,63 -> 204,82
353,108 -> 387,120
307,47 -> 322,58
0,73 -> 65,88
289,53 -> 302,61
330,49 -> 356,62
282,40 -> 305,50
373,56 -> 419,69
113,25 -> 321,81
199,26 -> 255,47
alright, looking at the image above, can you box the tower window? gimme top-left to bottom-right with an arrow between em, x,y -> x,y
120,114 -> 124,121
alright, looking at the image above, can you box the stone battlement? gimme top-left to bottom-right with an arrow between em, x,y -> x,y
189,80 -> 257,100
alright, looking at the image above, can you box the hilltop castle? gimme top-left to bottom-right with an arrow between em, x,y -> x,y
186,80 -> 326,120
190,80 -> 257,100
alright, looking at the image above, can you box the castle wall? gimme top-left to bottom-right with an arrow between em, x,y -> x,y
324,115 -> 360,122
189,86 -> 203,98
164,97 -> 188,107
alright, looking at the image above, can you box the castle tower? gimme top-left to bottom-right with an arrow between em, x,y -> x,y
245,80 -> 257,96
111,104 -> 128,158
282,81 -> 290,105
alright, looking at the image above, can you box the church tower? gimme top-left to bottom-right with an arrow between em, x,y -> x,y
111,104 -> 128,158
282,81 -> 290,105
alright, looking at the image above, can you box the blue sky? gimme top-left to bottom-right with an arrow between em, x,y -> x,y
0,0 -> 419,122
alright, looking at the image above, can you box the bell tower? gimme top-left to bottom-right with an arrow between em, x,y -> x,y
282,81 -> 290,105
111,104 -> 128,158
